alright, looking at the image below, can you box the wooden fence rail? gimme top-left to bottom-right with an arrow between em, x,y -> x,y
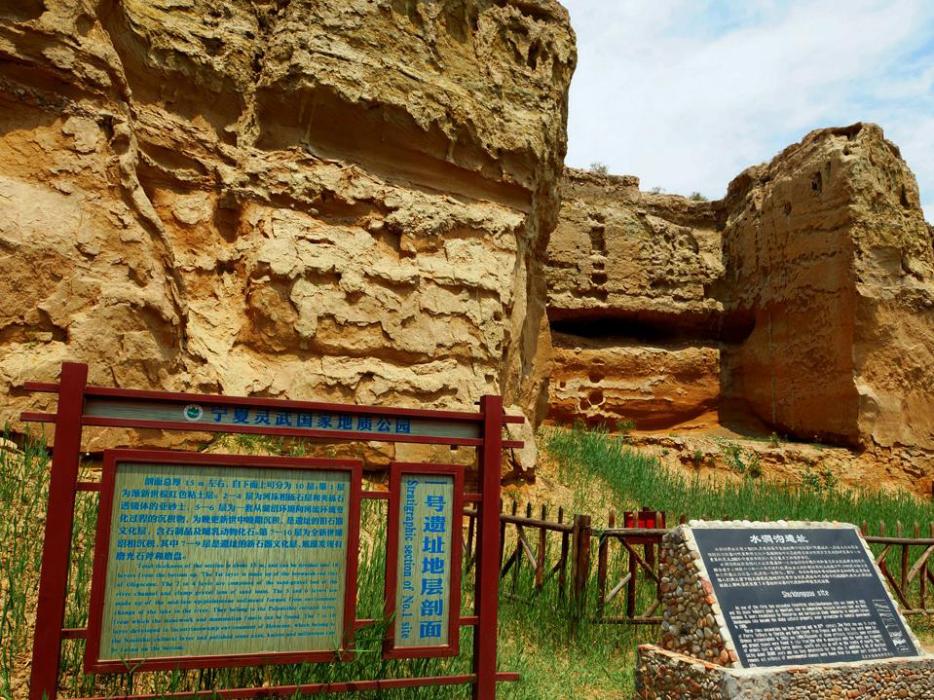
463,504 -> 934,624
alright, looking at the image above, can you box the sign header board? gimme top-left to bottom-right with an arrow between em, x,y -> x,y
691,525 -> 921,668
83,397 -> 482,442
85,450 -> 362,672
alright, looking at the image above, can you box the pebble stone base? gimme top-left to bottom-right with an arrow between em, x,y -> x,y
636,645 -> 934,699
637,521 -> 933,699
658,524 -> 734,665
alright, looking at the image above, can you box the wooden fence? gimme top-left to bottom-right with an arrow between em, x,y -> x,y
463,504 -> 934,624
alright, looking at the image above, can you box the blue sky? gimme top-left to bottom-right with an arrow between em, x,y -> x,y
562,0 -> 934,219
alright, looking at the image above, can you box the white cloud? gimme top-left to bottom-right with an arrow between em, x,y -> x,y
563,0 -> 934,218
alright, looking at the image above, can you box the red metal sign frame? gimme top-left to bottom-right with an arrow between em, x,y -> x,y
382,462 -> 464,660
84,449 -> 363,673
23,362 -> 518,700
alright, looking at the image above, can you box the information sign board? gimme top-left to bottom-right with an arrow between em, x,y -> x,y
23,363 -> 516,700
692,525 -> 921,668
384,463 -> 463,658
85,450 -> 362,672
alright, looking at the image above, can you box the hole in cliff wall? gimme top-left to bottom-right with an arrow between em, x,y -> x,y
441,2 -> 471,43
390,0 -> 423,27
549,307 -> 755,345
811,171 -> 823,194
588,226 -> 607,254
527,40 -> 541,69
900,186 -> 912,209
0,58 -> 93,107
1,0 -> 44,21
214,197 -> 242,243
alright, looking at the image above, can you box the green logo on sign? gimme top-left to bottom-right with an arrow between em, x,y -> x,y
183,404 -> 204,422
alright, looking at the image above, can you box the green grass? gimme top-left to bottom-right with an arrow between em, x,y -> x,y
546,425 -> 934,529
3,427 -> 934,700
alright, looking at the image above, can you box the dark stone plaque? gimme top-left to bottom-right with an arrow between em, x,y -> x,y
691,526 -> 920,668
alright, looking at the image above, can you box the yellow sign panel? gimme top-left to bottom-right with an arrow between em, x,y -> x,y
98,462 -> 352,663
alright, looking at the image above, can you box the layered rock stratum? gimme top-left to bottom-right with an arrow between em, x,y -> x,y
0,0 -> 575,465
546,125 -> 934,493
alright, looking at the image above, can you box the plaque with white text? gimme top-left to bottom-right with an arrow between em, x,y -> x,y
85,450 -> 362,672
691,525 -> 921,668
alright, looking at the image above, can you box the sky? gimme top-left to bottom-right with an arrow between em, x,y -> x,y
562,0 -> 934,219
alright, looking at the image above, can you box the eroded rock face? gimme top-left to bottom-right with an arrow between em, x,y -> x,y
546,125 -> 934,486
549,332 -> 719,430
721,124 -> 934,453
0,0 -> 576,462
545,169 -> 726,432
546,170 -> 723,329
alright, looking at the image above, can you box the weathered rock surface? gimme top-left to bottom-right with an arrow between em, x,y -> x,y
549,332 -> 719,430
546,125 -> 934,489
722,124 -> 934,453
0,0 -> 576,462
546,170 -> 723,329
545,169 -> 727,433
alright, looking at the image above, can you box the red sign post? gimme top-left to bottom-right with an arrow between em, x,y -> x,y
24,362 -> 521,700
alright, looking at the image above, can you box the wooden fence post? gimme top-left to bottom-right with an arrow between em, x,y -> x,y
511,500 -> 521,592
558,507 -> 568,601
535,504 -> 547,590
571,514 -> 592,615
626,532 -> 638,619
596,510 -> 614,620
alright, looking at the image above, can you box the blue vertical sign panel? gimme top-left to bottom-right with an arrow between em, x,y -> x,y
394,474 -> 455,649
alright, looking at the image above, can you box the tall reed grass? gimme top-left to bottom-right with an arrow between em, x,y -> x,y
545,425 -> 934,528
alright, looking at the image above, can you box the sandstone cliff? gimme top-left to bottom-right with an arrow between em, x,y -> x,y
0,0 -> 576,465
546,125 -> 934,492
546,170 -> 724,432
721,124 -> 934,455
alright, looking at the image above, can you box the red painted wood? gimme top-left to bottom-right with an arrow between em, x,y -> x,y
30,381 -> 525,425
29,361 -> 88,700
19,410 -> 56,423
61,628 -> 88,640
473,395 -> 504,699
22,381 -> 58,392
23,405 -> 522,450
382,462 -> 464,660
83,450 -> 364,674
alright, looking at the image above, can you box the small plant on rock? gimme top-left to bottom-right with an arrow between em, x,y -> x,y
589,161 -> 609,176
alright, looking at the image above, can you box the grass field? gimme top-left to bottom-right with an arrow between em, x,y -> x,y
545,425 -> 934,529
2,427 -> 933,699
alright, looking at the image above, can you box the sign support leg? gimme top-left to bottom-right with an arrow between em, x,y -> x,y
29,362 -> 88,700
473,395 -> 503,700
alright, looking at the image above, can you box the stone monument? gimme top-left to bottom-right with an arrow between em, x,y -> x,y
636,521 -> 934,699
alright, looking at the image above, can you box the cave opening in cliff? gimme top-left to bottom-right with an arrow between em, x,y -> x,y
548,308 -> 755,345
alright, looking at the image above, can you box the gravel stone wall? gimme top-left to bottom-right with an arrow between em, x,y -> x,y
637,645 -> 934,699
